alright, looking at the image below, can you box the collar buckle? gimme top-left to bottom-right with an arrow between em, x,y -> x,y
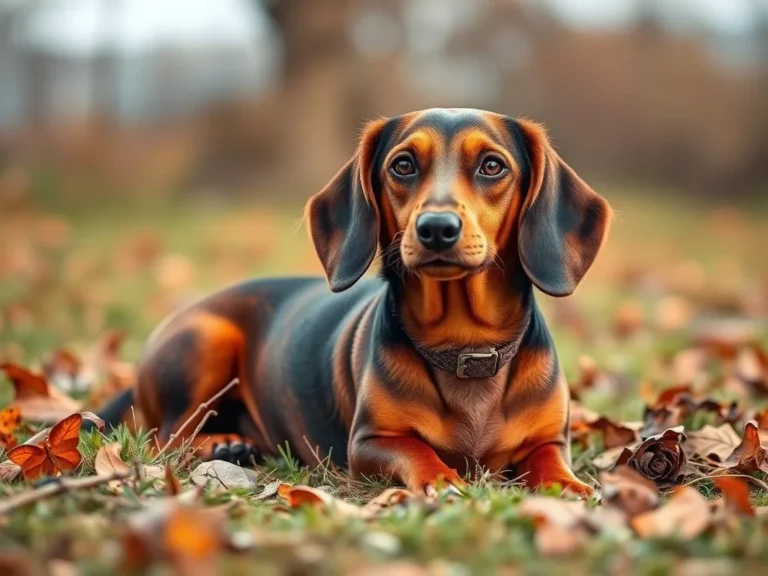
456,350 -> 499,378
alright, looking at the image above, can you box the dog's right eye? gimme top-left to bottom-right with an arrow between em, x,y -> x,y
390,154 -> 417,178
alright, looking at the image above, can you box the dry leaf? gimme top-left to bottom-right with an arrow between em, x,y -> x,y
361,488 -> 416,519
95,443 -> 131,476
714,476 -> 754,517
277,484 -> 363,517
517,497 -> 590,556
722,421 -> 768,474
0,460 -> 22,482
686,424 -> 741,463
600,465 -> 660,517
631,486 -> 711,539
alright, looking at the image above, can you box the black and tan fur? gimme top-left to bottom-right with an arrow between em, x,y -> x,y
102,108 -> 611,496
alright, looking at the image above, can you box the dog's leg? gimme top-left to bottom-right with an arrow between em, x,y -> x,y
350,436 -> 465,495
516,443 -> 594,497
136,312 -> 266,465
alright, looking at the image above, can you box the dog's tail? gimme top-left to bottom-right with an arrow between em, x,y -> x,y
82,388 -> 135,432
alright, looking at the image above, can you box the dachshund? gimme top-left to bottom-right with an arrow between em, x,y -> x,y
102,108 -> 611,496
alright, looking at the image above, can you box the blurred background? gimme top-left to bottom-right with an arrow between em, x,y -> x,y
0,0 -> 766,409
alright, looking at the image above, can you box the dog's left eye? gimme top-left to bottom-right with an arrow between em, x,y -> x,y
478,156 -> 507,178
390,154 -> 417,177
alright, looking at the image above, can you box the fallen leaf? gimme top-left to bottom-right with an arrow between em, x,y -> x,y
6,413 -> 83,480
43,349 -> 91,395
631,486 -> 711,539
277,484 -> 363,517
255,480 -> 281,500
686,424 -> 741,463
600,465 -> 660,517
722,421 -> 768,474
714,476 -> 754,517
0,363 -> 49,399
0,460 -> 22,482
517,496 -> 590,555
361,488 -> 416,519
94,443 -> 131,476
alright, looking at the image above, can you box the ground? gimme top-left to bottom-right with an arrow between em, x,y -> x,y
0,184 -> 767,575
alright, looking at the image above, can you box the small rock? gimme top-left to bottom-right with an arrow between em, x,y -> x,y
190,460 -> 259,491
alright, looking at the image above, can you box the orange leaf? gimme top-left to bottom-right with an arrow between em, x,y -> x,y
714,476 -> 754,517
0,363 -> 49,399
631,486 -> 711,540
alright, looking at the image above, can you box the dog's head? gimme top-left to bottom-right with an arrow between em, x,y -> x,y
306,109 -> 611,297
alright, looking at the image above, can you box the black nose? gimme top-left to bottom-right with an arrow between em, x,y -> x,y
415,212 -> 462,252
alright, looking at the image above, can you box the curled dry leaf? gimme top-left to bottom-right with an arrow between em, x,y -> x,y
0,460 -> 22,482
94,442 -> 131,476
722,420 -> 768,474
616,426 -> 688,487
277,484 -> 363,517
714,476 -> 754,517
599,465 -> 660,517
0,363 -> 82,423
685,424 -> 741,463
631,486 -> 711,540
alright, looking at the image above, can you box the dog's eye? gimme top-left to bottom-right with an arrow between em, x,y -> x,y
479,156 -> 507,178
390,154 -> 417,177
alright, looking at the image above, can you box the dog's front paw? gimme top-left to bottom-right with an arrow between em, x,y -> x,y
210,438 -> 260,466
410,468 -> 466,497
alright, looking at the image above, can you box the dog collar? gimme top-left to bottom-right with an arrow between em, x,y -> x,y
415,338 -> 523,379
412,311 -> 531,379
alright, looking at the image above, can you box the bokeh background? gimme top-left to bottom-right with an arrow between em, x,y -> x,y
0,0 -> 766,416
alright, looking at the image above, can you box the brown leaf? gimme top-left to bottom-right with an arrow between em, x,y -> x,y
631,486 -> 711,539
94,443 -> 131,480
616,426 -> 688,487
600,465 -> 660,517
517,497 -> 590,556
361,488 -> 416,519
0,460 -> 22,482
277,484 -> 363,517
714,476 -> 754,517
722,421 -> 768,474
685,424 -> 741,463
590,417 -> 639,449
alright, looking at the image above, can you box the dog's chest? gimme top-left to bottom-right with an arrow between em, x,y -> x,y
433,371 -> 507,459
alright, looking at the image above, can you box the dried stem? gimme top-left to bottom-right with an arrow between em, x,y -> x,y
0,472 -> 132,515
156,378 -> 239,459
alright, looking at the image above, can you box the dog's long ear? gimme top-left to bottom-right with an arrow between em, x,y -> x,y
306,119 -> 387,292
515,119 -> 611,297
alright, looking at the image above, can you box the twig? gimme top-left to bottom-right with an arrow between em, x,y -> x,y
174,409 -> 219,468
683,472 -> 768,492
156,378 -> 239,458
0,472 -> 132,515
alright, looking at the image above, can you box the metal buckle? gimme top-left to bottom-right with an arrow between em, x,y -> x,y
456,350 -> 499,378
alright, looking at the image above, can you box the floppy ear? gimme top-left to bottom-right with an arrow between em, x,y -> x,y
306,119 -> 387,292
515,120 -> 612,297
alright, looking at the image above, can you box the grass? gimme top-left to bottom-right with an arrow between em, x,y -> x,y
1,184 -> 768,574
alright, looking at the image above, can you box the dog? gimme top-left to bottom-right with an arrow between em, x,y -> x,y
102,108 -> 611,496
